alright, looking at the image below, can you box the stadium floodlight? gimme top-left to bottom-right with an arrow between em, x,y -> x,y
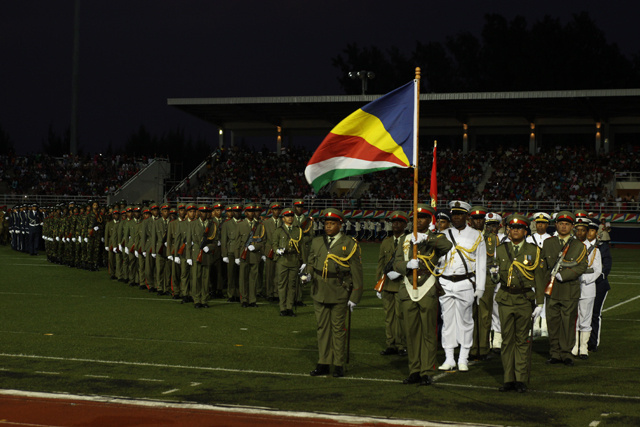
349,70 -> 375,95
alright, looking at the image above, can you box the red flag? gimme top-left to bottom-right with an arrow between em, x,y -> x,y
430,141 -> 437,208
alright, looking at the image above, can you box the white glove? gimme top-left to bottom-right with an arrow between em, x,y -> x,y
474,289 -> 484,305
299,264 -> 307,273
77,236 -> 81,241
217,241 -> 221,246
164,242 -> 167,247
276,248 -> 285,255
101,237 -> 104,242
175,257 -> 181,264
84,237 -> 88,243
248,244 -> 255,252
532,305 -> 543,320
428,223 -> 436,232
348,301 -> 357,312
152,253 -> 157,258
9,230 -> 13,234
112,247 -> 117,253
555,272 -> 563,282
406,259 -> 419,270
93,226 -> 99,231
72,237 -> 76,242
387,271 -> 401,280
118,244 -> 123,252
125,247 -> 129,255
203,246 -> 210,253
134,251 -> 139,258
261,255 -> 266,261
222,256 -> 229,264
105,246 -> 109,251
56,236 -> 60,241
142,251 -> 147,257
187,258 -> 193,266
235,258 -> 241,265
167,255 -> 173,261
410,232 -> 428,245
376,291 -> 382,299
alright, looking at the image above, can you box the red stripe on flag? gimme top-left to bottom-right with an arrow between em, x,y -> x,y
308,133 -> 407,167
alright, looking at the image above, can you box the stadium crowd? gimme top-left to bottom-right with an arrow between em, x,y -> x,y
0,153 -> 143,196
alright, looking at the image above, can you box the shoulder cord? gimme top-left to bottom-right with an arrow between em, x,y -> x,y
206,222 -> 218,241
446,230 -> 483,268
507,246 -> 541,287
587,245 -> 597,268
288,227 -> 302,253
323,239 -> 358,279
403,237 -> 443,277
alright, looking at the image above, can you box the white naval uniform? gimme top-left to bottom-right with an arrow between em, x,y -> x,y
439,225 -> 486,366
577,239 -> 601,331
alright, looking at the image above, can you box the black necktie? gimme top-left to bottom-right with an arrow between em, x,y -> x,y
394,237 -> 398,248
514,245 -> 519,256
328,237 -> 334,246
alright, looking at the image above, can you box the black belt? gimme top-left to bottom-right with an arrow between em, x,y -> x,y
441,273 -> 475,282
501,286 -> 531,295
314,268 -> 351,279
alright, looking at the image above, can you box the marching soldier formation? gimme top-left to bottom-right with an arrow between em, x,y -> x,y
6,198 -> 614,391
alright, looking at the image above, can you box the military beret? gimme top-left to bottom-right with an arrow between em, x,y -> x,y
449,200 -> 471,213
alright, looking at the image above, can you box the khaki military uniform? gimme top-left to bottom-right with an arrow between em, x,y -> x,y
272,223 -> 306,312
377,234 -> 406,352
537,236 -> 588,362
472,232 -> 499,358
495,241 -> 543,383
221,217 -> 241,300
235,218 -> 265,305
394,232 -> 452,378
307,233 -> 363,367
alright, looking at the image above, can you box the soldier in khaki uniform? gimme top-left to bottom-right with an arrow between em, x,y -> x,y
293,199 -> 313,306
263,202 -> 283,302
185,204 -> 216,308
167,203 -> 185,298
178,204 -> 197,301
376,210 -> 409,356
271,207 -> 306,316
209,202 -> 225,299
536,210 -> 588,366
235,203 -> 266,307
221,204 -> 242,302
495,214 -> 544,393
153,203 -> 172,295
126,205 -> 141,286
305,208 -> 363,378
393,205 -> 453,386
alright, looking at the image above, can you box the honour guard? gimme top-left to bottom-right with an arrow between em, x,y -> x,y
305,208 -> 363,378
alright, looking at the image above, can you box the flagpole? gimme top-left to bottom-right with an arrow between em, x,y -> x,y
412,67 -> 420,296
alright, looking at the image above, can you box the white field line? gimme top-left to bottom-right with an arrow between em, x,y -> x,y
602,294 -> 640,312
1,353 -> 639,401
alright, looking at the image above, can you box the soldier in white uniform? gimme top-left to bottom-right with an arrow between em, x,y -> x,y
572,217 -> 602,359
438,200 -> 486,372
526,212 -> 553,337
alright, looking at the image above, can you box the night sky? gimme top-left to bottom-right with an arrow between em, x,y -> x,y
2,1 -> 639,155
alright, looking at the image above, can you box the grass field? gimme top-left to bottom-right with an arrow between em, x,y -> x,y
1,242 -> 639,426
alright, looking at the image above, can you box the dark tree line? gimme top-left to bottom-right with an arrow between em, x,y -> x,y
333,13 -> 640,94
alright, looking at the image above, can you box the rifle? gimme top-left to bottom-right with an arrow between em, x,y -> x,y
196,223 -> 214,263
374,255 -> 395,292
240,222 -> 261,261
544,241 -> 572,296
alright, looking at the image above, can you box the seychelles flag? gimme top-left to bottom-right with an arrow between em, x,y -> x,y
305,80 -> 418,192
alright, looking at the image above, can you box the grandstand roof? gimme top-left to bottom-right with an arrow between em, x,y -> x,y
168,88 -> 640,137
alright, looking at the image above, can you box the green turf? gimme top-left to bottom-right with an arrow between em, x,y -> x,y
1,243 -> 639,425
